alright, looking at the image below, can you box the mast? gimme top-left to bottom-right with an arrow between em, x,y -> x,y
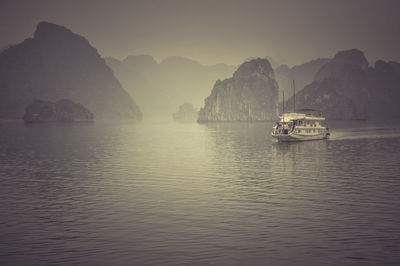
282,90 -> 285,123
293,80 -> 296,113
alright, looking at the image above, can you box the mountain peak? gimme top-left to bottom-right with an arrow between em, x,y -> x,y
233,58 -> 273,79
123,54 -> 157,66
34,21 -> 74,40
332,49 -> 368,68
314,49 -> 368,81
160,56 -> 202,68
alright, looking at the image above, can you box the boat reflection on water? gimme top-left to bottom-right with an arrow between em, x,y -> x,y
271,139 -> 329,168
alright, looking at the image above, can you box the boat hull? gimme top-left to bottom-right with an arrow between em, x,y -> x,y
272,132 -> 329,142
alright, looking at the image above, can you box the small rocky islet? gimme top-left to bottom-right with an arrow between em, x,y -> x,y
23,99 -> 94,123
173,103 -> 199,122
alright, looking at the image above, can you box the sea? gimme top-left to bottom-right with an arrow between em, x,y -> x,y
1,119 -> 400,265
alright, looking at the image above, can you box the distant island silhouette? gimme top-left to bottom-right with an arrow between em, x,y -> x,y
0,22 -> 142,120
0,22 -> 399,122
285,49 -> 400,120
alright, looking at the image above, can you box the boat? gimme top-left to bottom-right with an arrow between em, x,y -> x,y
271,81 -> 330,142
271,110 -> 330,142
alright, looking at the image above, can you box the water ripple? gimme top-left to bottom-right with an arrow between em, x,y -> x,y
0,121 -> 400,265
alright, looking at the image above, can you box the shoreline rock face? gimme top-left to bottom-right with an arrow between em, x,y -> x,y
173,103 -> 198,122
285,49 -> 400,120
23,99 -> 94,123
0,21 -> 142,120
198,58 -> 279,122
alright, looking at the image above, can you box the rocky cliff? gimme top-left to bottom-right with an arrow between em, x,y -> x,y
275,58 -> 330,102
0,22 -> 142,120
198,58 -> 279,122
285,49 -> 400,120
23,99 -> 94,122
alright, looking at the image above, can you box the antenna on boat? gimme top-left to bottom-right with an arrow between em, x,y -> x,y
282,90 -> 285,123
293,80 -> 296,113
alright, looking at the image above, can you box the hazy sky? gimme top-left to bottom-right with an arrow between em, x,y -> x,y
1,0 -> 399,66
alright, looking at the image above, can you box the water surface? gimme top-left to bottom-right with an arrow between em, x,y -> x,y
1,120 -> 400,265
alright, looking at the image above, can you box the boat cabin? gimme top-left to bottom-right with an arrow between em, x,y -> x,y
273,112 -> 327,136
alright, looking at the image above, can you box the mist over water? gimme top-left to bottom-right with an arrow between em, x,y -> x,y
1,120 -> 400,265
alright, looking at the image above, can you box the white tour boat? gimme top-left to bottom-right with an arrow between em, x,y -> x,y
271,81 -> 330,142
271,110 -> 330,142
